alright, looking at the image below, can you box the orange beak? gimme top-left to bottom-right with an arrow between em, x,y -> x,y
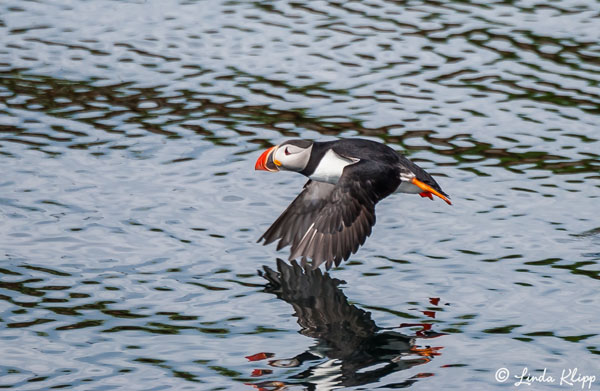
411,178 -> 452,205
255,146 -> 279,172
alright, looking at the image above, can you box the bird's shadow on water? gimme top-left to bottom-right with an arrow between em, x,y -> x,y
246,259 -> 446,390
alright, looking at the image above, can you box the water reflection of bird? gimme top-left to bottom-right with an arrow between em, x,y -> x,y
248,259 -> 442,390
255,138 -> 451,269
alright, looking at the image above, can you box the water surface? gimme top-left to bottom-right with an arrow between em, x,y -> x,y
1,0 -> 599,390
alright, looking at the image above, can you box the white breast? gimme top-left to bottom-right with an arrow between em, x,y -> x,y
309,149 -> 358,184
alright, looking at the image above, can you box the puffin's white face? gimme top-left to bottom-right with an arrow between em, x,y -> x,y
272,142 -> 313,172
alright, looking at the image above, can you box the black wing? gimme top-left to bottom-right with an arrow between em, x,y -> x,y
258,161 -> 399,269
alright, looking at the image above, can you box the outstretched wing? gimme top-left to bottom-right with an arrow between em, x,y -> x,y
258,179 -> 336,252
258,161 -> 399,269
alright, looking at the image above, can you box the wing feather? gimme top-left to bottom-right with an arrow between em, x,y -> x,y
259,180 -> 335,248
258,161 -> 400,269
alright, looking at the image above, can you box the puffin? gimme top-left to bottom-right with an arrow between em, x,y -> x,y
254,138 -> 451,270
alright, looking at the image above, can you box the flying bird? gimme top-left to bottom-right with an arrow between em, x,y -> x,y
255,138 -> 451,269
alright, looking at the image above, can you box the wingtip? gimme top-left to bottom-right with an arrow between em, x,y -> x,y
256,232 -> 266,244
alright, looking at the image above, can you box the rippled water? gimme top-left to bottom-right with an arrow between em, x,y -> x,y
1,0 -> 599,390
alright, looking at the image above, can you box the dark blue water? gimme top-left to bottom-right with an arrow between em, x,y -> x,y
1,0 -> 599,390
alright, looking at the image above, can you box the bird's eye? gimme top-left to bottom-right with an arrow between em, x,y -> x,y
284,147 -> 291,156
